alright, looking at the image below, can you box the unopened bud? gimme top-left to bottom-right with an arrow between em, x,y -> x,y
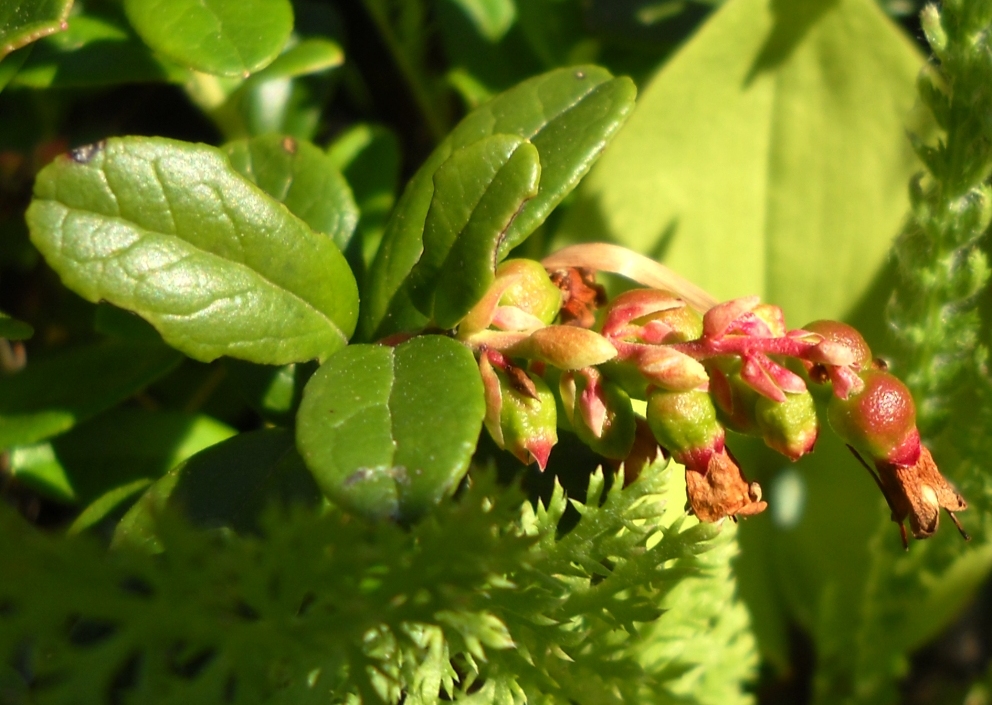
604,344 -> 709,397
752,304 -> 787,337
802,320 -> 872,368
755,390 -> 818,460
460,259 -> 562,336
828,369 -> 920,467
600,289 -> 700,343
646,388 -> 725,470
707,359 -> 761,435
510,325 -> 617,370
480,354 -> 558,470
560,368 -> 636,459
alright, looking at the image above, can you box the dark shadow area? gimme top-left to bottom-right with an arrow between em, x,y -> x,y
744,0 -> 840,86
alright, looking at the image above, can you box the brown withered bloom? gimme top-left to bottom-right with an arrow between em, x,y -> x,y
548,267 -> 607,328
684,448 -> 767,523
848,444 -> 969,549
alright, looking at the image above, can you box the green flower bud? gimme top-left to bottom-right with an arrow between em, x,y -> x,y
511,325 -> 617,370
646,388 -> 725,470
827,369 -> 920,466
755,389 -> 818,460
560,369 -> 636,459
496,259 -> 562,325
707,358 -> 761,435
481,356 -> 558,470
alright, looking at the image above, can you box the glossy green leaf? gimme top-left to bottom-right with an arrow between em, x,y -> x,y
408,135 -> 541,328
0,0 -> 71,60
27,137 -> 359,364
296,335 -> 485,520
361,65 -> 637,340
67,478 -> 152,535
11,6 -> 186,88
224,134 -> 358,252
327,123 -> 401,271
9,409 -> 234,505
113,428 -> 320,550
249,37 -> 343,82
0,308 -> 32,339
446,0 -> 517,42
0,340 -> 182,451
123,0 -> 293,77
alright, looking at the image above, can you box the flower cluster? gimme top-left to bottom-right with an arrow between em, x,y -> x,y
444,248 -> 967,545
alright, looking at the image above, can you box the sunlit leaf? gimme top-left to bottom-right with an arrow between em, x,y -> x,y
0,0 -> 71,61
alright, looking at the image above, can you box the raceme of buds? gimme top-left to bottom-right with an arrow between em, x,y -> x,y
560,368 -> 636,459
479,352 -> 558,470
436,250 -> 965,541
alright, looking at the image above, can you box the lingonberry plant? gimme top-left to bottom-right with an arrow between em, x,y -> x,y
1,0 -> 991,703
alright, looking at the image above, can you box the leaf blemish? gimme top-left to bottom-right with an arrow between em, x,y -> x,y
281,137 -> 298,155
69,141 -> 106,164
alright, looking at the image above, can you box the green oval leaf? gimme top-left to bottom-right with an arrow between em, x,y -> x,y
112,428 -> 320,550
408,134 -> 541,328
224,134 -> 358,252
296,335 -> 486,521
0,340 -> 182,451
123,0 -> 292,77
361,65 -> 637,340
26,137 -> 359,364
0,0 -> 71,61
0,309 -> 32,340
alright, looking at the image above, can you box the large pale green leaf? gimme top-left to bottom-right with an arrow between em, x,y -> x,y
361,65 -> 636,340
0,0 -> 71,61
10,5 -> 185,88
224,134 -> 358,252
0,340 -> 182,451
559,0 -> 923,329
408,134 -> 541,328
123,0 -> 292,77
555,0 -> 927,688
113,428 -> 320,550
27,137 -> 359,364
296,335 -> 485,520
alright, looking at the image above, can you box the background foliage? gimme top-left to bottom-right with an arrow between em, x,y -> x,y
1,0 -> 991,703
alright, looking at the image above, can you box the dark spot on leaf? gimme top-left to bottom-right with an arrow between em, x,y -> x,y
68,617 -> 117,646
297,591 -> 316,616
234,600 -> 260,621
119,576 -> 155,598
69,141 -> 106,164
169,645 -> 217,679
281,136 -> 298,154
344,468 -> 376,486
109,650 -> 143,705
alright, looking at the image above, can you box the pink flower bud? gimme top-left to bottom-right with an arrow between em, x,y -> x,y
702,296 -> 761,339
459,258 -> 561,336
707,360 -> 761,435
740,352 -> 807,402
828,369 -> 920,467
800,320 -> 872,399
560,368 -> 636,459
600,289 -> 691,341
480,353 -> 558,470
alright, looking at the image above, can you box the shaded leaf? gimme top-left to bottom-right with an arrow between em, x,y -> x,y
11,5 -> 186,88
224,134 -> 358,252
0,43 -> 30,92
27,136 -> 359,364
327,123 -> 401,271
447,0 -> 517,42
9,409 -> 235,505
113,428 -> 320,550
0,340 -> 182,451
0,0 -> 71,61
123,0 -> 293,77
296,335 -> 485,520
408,134 -> 541,328
224,358 -> 317,425
362,65 -> 636,339
0,308 -> 32,339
